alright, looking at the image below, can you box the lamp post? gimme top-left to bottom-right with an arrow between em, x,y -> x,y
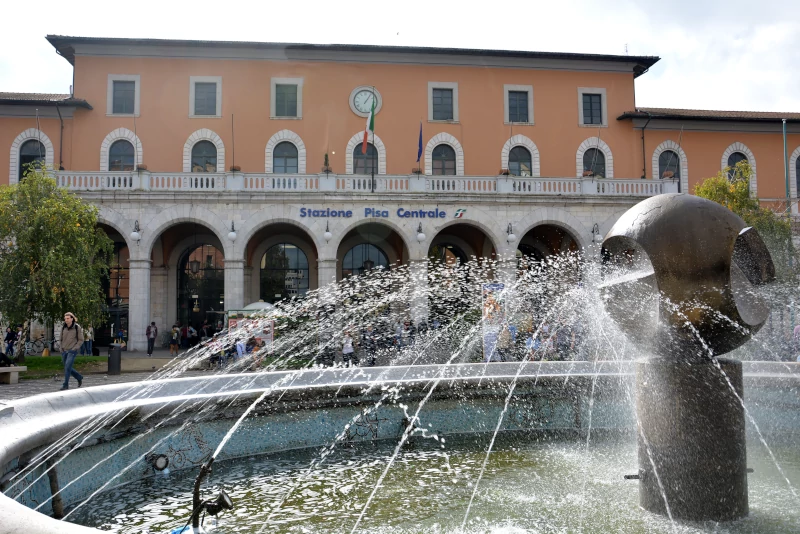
324,221 -> 332,243
506,223 -> 516,244
130,220 -> 141,246
416,223 -> 426,243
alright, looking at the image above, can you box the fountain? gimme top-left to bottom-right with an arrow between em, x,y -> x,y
0,194 -> 799,533
600,193 -> 775,521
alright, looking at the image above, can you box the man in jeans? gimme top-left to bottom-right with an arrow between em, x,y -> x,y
146,321 -> 158,357
60,312 -> 84,390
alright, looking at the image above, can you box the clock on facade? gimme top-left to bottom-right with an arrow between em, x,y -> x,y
349,86 -> 383,117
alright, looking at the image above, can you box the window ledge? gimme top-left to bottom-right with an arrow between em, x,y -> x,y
270,116 -> 303,120
189,114 -> 222,119
504,122 -> 534,126
579,123 -> 608,128
106,113 -> 140,118
428,119 -> 460,124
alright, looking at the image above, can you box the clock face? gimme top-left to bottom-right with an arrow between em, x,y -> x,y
353,90 -> 376,113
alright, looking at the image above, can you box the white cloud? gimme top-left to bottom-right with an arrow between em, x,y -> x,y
0,0 -> 797,111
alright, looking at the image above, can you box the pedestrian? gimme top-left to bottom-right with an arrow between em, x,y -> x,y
180,324 -> 189,349
59,312 -> 84,390
342,330 -> 358,367
146,321 -> 158,356
4,327 -> 16,359
188,325 -> 198,347
169,325 -> 180,356
362,324 -> 378,367
80,324 -> 94,356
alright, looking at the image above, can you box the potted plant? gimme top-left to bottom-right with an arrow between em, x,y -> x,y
582,170 -> 594,177
321,153 -> 333,174
661,170 -> 674,179
229,165 -> 241,172
136,164 -> 148,171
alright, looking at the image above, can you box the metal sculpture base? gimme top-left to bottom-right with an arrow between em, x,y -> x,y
636,358 -> 748,521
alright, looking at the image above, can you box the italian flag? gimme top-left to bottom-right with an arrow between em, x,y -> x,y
362,96 -> 375,154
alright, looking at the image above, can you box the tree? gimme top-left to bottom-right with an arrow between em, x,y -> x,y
0,166 -> 113,360
694,161 -> 796,280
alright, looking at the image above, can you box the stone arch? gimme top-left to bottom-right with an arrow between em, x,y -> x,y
331,218 -> 412,258
234,212 -> 323,261
721,142 -> 757,196
424,132 -> 464,176
345,131 -> 387,174
576,137 -> 614,178
183,128 -> 225,173
430,217 -> 502,255
265,130 -> 307,173
790,145 -> 800,214
500,134 -> 540,177
138,205 -> 231,260
96,205 -> 133,250
100,128 -> 143,171
652,139 -> 688,193
515,208 -> 590,251
9,128 -> 54,184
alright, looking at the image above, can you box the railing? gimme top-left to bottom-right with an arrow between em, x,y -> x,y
149,173 -> 226,190
244,174 -> 319,191
54,171 -> 680,197
427,177 -> 496,193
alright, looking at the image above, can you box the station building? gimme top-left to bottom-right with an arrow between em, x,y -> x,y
1,35 -> 799,350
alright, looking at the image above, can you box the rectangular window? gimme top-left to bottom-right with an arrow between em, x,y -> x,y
194,82 -> 217,116
508,91 -> 529,123
112,81 -> 135,114
275,84 -> 298,117
582,93 -> 603,125
432,89 -> 454,121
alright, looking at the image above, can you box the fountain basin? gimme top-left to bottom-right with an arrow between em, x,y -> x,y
1,362 -> 799,533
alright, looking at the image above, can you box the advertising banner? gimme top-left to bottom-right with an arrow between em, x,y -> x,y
482,283 -> 505,362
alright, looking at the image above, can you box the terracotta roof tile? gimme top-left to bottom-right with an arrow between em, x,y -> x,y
618,107 -> 800,122
0,92 -> 92,109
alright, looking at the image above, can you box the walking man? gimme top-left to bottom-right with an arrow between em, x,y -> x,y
146,321 -> 158,357
169,325 -> 180,357
60,312 -> 84,390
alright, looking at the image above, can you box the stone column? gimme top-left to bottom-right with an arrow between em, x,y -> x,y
317,258 -> 338,288
408,259 -> 429,325
149,266 -> 169,331
127,259 -> 152,352
243,266 -> 254,304
224,259 -> 245,311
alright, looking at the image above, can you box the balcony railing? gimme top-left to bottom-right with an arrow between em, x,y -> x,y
55,171 -> 679,197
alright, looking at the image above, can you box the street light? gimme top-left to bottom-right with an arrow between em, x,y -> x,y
323,220 -> 332,243
416,223 -> 426,243
130,220 -> 141,245
228,221 -> 237,242
506,223 -> 517,244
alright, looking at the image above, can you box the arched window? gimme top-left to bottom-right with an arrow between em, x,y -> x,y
273,142 -> 298,174
191,141 -> 217,173
432,144 -> 456,176
177,244 -> 225,328
583,148 -> 606,178
727,151 -> 748,180
353,143 -> 378,174
19,140 -> 45,179
796,156 -> 800,199
342,244 -> 388,277
508,146 -> 532,177
260,244 -> 309,303
108,140 -> 135,171
658,150 -> 680,180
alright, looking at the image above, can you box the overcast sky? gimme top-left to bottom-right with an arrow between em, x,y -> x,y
1,0 -> 798,112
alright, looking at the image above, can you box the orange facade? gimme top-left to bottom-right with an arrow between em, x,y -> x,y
2,36 -> 799,201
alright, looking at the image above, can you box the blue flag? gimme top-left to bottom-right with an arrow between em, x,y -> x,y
416,122 -> 423,163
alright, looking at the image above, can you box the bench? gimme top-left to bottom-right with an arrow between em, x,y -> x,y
0,366 -> 27,384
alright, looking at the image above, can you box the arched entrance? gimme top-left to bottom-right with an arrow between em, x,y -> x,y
336,222 -> 408,280
149,222 -> 226,334
516,224 -> 581,284
428,223 -> 497,325
177,244 -> 225,329
245,222 -> 318,305
97,224 -> 129,347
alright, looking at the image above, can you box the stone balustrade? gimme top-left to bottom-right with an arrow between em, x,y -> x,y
55,171 -> 680,196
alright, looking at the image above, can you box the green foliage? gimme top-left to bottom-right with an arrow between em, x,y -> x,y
21,354 -> 106,379
694,161 -> 796,279
0,166 -> 114,330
